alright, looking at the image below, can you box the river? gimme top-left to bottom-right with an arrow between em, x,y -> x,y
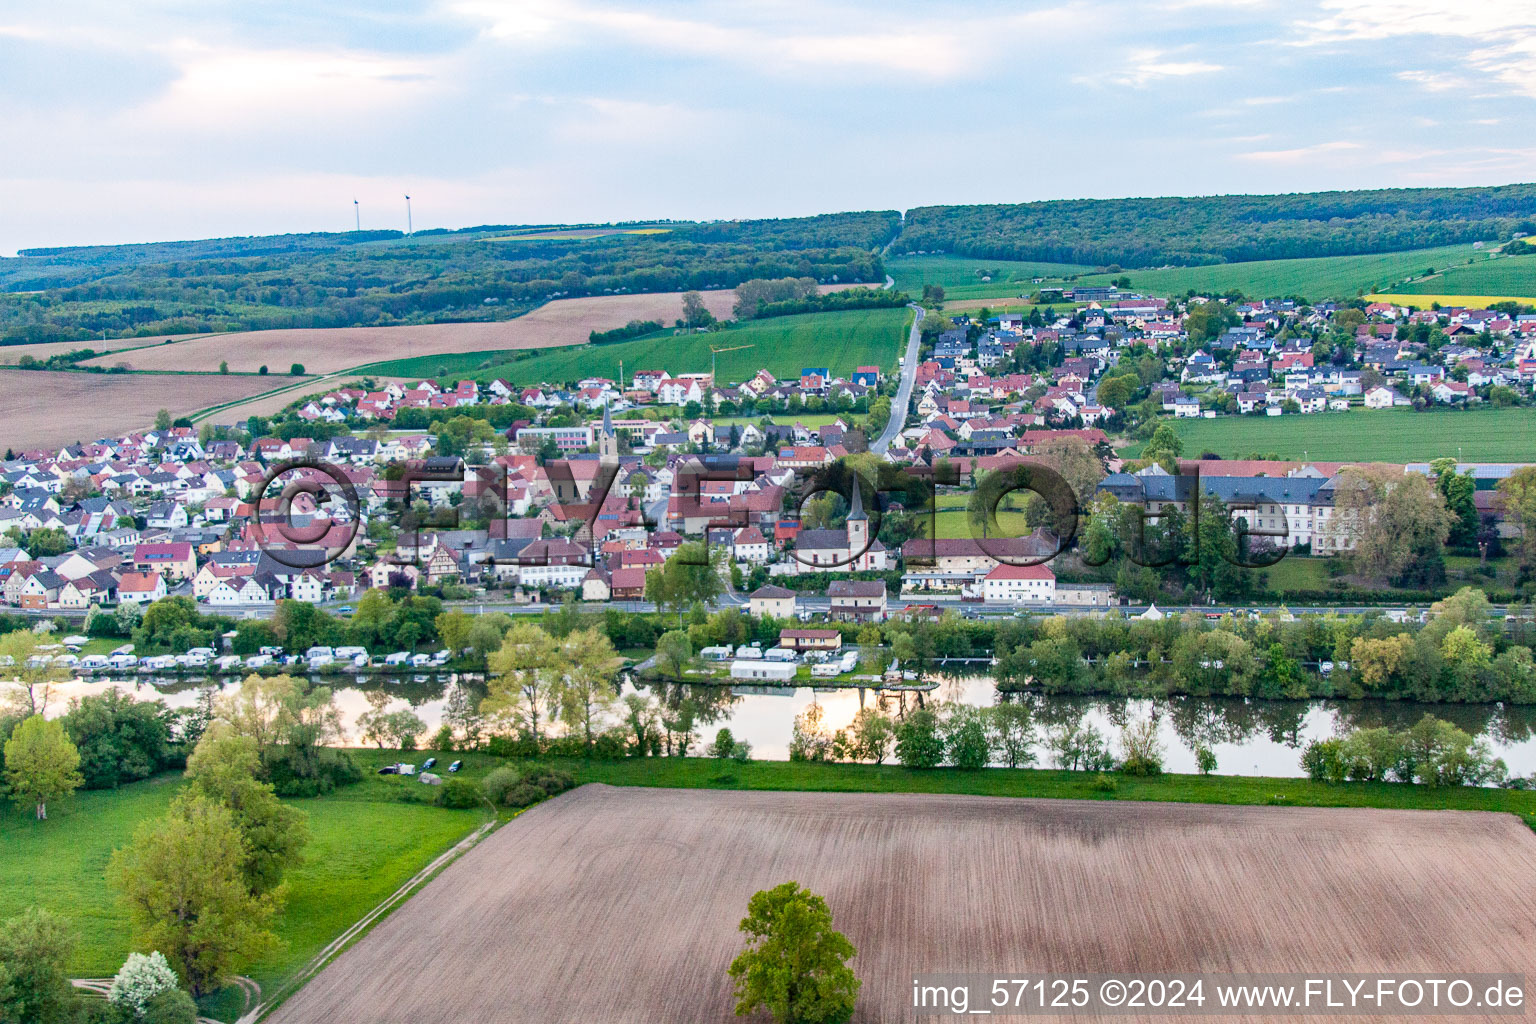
38,672 -> 1536,779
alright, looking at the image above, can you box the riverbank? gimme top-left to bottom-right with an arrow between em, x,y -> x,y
554,755 -> 1536,828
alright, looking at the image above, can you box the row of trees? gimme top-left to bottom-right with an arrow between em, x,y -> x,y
1302,714 -> 1506,786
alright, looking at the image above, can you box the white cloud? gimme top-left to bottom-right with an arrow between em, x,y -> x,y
1087,48 -> 1225,87
1295,0 -> 1536,98
447,0 -> 1071,80
1236,139 -> 1362,162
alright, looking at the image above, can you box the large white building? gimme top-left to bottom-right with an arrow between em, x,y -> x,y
981,563 -> 1056,603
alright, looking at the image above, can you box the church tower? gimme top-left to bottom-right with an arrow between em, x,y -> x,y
846,478 -> 868,562
598,398 -> 618,459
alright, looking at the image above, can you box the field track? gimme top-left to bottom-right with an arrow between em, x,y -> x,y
77,289 -> 744,374
265,785 -> 1536,1024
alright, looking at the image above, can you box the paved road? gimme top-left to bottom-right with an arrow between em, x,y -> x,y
873,303 -> 924,454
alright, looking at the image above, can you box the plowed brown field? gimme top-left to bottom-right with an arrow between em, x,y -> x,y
0,370 -> 301,449
265,785 -> 1536,1024
79,290 -> 745,374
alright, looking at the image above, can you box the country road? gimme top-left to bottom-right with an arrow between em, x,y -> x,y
873,303 -> 923,454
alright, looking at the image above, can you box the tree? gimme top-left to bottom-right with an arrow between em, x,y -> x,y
654,629 -> 693,679
154,409 -> 172,432
1328,466 -> 1451,584
289,363 -> 305,376
557,627 -> 621,747
484,622 -> 561,743
646,542 -> 724,619
0,907 -> 78,1024
986,702 -> 1036,769
944,706 -> 991,770
894,707 -> 944,768
109,794 -> 278,996
0,630 -> 69,717
727,882 -> 860,1024
1430,458 -> 1478,550
681,291 -> 715,328
1497,465 -> 1536,568
788,703 -> 833,762
185,732 -> 309,897
3,716 -> 82,820
710,728 -> 738,759
843,707 -> 894,764
62,686 -> 173,789
1141,422 -> 1183,471
108,951 -> 181,1018
1117,717 -> 1164,775
1096,375 -> 1135,410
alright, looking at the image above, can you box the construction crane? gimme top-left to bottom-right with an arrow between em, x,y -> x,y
709,343 -> 754,382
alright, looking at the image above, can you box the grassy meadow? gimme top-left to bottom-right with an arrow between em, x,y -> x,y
888,255 -> 1098,299
1151,406 -> 1536,463
0,751 -> 499,1017
361,307 -> 910,387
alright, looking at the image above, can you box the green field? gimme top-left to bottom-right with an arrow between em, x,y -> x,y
1389,252 -> 1536,297
895,243 -> 1502,304
1153,406 -> 1536,463
888,255 -> 1098,300
361,307 -> 910,387
0,752 -> 495,1017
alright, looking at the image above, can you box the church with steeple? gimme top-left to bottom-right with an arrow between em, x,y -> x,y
598,399 -> 619,459
791,481 -> 888,572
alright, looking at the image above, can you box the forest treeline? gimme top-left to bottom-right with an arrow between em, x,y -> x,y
0,211 -> 896,341
899,184 -> 1536,268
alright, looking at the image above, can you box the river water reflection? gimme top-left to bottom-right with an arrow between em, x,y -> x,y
45,672 -> 1536,778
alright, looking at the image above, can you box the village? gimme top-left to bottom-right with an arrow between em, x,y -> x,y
1,285 -> 1534,630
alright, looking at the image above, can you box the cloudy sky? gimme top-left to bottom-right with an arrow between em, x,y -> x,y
1,0 -> 1533,253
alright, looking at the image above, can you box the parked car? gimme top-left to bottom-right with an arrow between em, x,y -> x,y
421,757 -> 437,771
447,760 -> 462,773
377,764 -> 399,775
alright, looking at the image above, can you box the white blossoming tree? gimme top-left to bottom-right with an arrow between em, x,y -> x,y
107,951 -> 179,1017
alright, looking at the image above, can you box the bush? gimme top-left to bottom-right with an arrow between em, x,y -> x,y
731,740 -> 752,762
527,768 -> 574,796
263,745 -> 362,797
430,724 -> 454,751
481,766 -> 521,805
1090,773 -> 1118,792
484,734 -> 542,758
1119,754 -> 1163,777
1301,737 -> 1348,783
141,989 -> 198,1024
710,728 -> 737,759
437,778 -> 481,809
504,783 -> 546,808
108,951 -> 179,1016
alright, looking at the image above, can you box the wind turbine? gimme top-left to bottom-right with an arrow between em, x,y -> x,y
353,199 -> 360,232
404,195 -> 412,235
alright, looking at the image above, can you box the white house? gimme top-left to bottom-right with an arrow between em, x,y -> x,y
981,563 -> 1056,604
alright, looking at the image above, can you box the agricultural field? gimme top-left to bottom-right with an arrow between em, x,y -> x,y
888,255 -> 1097,300
0,335 -> 149,364
76,290 -> 742,375
0,369 -> 301,449
266,784 -> 1536,1024
372,307 -> 911,388
896,243 -> 1502,305
1380,252 -> 1536,299
1155,406 -> 1536,463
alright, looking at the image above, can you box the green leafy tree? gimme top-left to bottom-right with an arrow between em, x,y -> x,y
986,702 -> 1036,769
944,706 -> 991,770
484,622 -> 562,743
0,907 -> 78,1024
894,707 -> 944,768
109,794 -> 279,996
185,733 -> 309,897
654,630 -> 693,679
3,716 -> 82,820
61,687 -> 172,789
557,627 -> 621,747
727,882 -> 860,1024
